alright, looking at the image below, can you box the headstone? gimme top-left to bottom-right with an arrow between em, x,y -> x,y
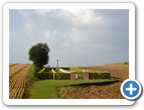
76,74 -> 78,79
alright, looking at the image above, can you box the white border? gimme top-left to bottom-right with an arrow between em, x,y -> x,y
3,3 -> 135,105
3,3 -> 136,9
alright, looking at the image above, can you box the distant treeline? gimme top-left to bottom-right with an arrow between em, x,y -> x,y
106,62 -> 129,65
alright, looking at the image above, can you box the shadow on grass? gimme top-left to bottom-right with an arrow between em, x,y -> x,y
111,77 -> 121,79
63,80 -> 121,87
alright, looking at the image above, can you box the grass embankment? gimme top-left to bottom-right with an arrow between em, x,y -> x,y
26,64 -> 41,81
24,64 -> 42,98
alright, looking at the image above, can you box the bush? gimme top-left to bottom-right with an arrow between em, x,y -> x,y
55,73 -> 70,80
89,73 -> 110,79
77,73 -> 83,80
37,72 -> 53,79
53,73 -> 56,80
124,62 -> 129,65
37,68 -> 53,79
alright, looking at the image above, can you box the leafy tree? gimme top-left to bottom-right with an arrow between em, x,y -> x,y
28,43 -> 50,68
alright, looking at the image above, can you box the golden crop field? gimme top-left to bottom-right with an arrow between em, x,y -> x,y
9,63 -> 32,99
9,63 -> 19,67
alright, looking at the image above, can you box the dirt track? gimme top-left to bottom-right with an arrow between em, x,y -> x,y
60,65 -> 129,99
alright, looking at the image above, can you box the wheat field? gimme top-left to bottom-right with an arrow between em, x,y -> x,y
9,63 -> 32,99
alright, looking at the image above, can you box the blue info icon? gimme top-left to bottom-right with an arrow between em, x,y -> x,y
121,79 -> 142,100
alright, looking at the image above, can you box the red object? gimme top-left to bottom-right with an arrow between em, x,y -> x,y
70,72 -> 76,80
83,72 -> 89,80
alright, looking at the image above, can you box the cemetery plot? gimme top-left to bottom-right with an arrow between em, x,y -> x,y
38,67 -> 111,80
44,68 -> 52,73
55,69 -> 63,73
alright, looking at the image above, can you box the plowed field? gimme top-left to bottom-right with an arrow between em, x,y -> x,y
59,65 -> 129,99
9,63 -> 32,99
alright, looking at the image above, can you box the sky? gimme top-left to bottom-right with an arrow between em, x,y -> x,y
9,9 -> 129,67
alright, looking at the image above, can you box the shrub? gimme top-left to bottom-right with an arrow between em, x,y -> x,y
89,73 -> 110,79
77,73 -> 83,80
37,72 -> 53,79
124,62 -> 129,65
55,73 -> 70,80
53,73 -> 56,80
37,68 -> 53,79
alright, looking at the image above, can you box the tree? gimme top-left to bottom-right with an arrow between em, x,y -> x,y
28,43 -> 50,68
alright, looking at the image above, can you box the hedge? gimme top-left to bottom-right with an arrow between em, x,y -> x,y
55,73 -> 70,80
37,68 -> 110,80
76,73 -> 83,80
37,72 -> 53,79
89,73 -> 110,79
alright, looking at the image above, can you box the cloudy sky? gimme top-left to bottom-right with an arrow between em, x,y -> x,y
9,9 -> 129,67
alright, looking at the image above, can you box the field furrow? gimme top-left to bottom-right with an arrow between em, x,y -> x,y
9,64 -> 28,78
9,64 -> 32,99
9,63 -> 19,67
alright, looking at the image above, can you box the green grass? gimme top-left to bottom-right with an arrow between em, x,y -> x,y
26,64 -> 41,81
28,79 -> 116,99
54,69 -> 63,73
70,67 -> 108,73
44,68 -> 52,73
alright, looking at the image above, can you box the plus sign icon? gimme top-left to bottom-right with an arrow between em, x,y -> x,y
121,79 -> 142,100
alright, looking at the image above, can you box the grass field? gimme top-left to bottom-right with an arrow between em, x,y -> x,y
26,79 -> 116,99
